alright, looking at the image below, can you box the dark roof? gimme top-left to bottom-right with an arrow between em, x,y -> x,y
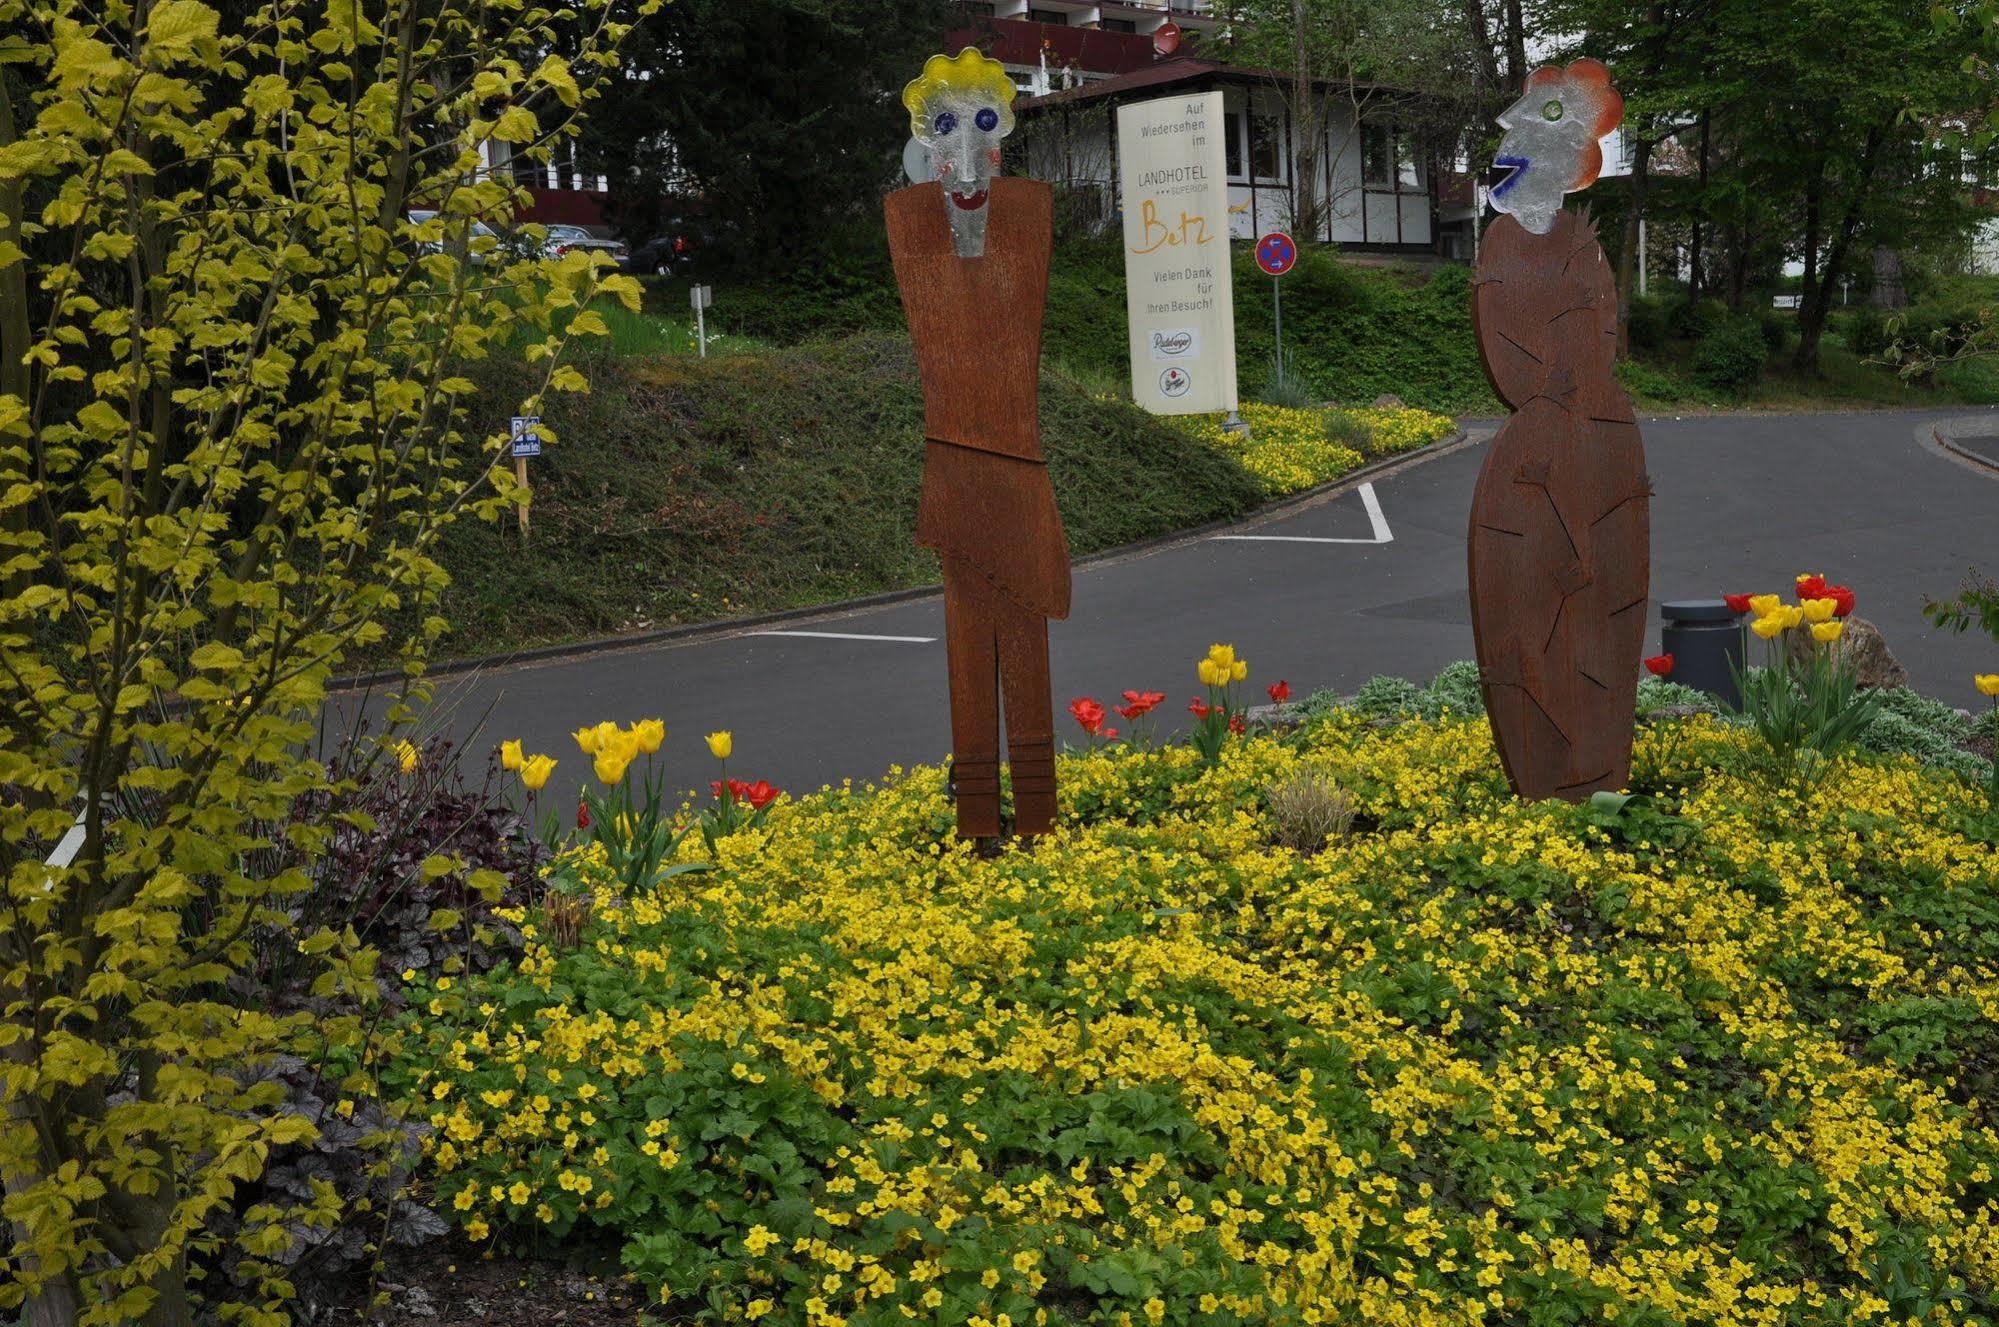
1018,58 -> 1404,111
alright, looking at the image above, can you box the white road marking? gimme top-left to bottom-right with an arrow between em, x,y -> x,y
750,630 -> 936,644
1214,481 -> 1393,545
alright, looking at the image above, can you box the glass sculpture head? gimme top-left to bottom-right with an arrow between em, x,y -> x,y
902,49 -> 1017,258
1491,59 -> 1624,235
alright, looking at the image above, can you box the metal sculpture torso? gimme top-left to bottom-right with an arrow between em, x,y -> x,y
1469,60 -> 1650,802
886,176 -> 1071,838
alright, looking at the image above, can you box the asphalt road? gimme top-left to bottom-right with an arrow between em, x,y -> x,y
353,407 -> 1999,805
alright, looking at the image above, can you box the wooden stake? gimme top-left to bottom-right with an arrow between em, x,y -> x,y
515,454 -> 530,535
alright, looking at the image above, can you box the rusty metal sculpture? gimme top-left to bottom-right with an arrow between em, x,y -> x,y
1469,59 -> 1651,802
887,51 -> 1070,838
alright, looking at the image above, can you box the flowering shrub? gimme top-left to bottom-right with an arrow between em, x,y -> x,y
1181,403 -> 1454,496
1733,574 -> 1882,779
388,712 -> 1999,1325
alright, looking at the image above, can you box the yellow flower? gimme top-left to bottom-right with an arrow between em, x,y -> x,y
395,739 -> 420,776
1747,593 -> 1782,618
1976,674 -> 1999,698
706,730 -> 733,760
1230,659 -> 1248,682
573,725 -> 602,755
1206,643 -> 1236,668
1811,621 -> 1844,644
594,749 -> 632,785
500,739 -> 524,771
1751,615 -> 1786,640
633,718 -> 665,755
1802,597 -> 1837,623
465,1219 -> 489,1241
1775,605 -> 1805,629
1197,658 -> 1223,687
521,754 -> 556,791
508,1181 -> 531,1206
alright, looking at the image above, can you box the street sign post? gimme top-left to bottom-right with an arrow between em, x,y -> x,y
690,284 -> 713,358
510,415 -> 541,534
1255,231 -> 1297,382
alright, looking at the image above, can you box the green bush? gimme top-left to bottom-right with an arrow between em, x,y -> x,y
1691,318 -> 1770,394
1839,306 -> 1893,356
1668,296 -> 1734,343
1757,308 -> 1795,355
1625,294 -> 1670,351
1614,357 -> 1694,404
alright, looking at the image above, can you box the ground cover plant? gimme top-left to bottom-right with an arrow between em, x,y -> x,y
389,695 -> 1999,1325
1176,402 -> 1457,497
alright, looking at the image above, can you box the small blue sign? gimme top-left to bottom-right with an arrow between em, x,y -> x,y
510,415 -> 542,458
1256,231 -> 1297,277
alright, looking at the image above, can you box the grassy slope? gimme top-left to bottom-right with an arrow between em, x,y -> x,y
701,233 -> 1999,416
422,333 -> 1265,661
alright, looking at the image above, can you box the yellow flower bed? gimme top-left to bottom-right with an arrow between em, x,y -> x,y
1181,403 -> 1456,496
388,717 -> 1999,1326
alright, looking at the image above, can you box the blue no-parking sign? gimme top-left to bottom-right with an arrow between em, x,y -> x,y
1256,231 -> 1298,277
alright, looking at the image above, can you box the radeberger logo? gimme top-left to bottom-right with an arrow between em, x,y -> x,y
1149,328 -> 1198,361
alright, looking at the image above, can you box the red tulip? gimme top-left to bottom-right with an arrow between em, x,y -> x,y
1228,714 -> 1247,735
1113,703 -> 1143,721
1068,697 -> 1106,736
1644,654 -> 1674,677
576,801 -> 591,830
1188,697 -> 1211,719
742,780 -> 778,810
1825,584 -> 1855,618
1796,573 -> 1829,601
1723,593 -> 1754,615
1120,689 -> 1165,716
1267,680 -> 1291,704
1100,727 -> 1119,740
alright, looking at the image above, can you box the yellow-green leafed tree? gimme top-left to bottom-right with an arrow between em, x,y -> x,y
0,0 -> 652,1318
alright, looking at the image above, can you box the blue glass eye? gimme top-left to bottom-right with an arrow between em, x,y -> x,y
933,111 -> 958,135
975,107 -> 999,132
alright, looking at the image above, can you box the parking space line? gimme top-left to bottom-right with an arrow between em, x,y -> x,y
1213,482 -> 1393,545
749,630 -> 936,644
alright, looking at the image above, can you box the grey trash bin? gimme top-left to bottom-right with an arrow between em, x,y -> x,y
1660,599 -> 1745,709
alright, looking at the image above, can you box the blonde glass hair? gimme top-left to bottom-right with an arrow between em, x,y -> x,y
902,49 -> 1017,136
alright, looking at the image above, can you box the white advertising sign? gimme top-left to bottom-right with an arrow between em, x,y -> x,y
1117,93 -> 1236,416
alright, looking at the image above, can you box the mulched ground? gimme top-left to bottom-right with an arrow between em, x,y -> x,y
357,1241 -> 653,1327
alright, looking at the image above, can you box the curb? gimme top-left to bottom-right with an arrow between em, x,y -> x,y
1933,419 -> 1999,475
331,427 -> 1475,691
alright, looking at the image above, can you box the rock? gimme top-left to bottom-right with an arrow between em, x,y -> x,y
1370,393 -> 1405,410
1783,615 -> 1908,689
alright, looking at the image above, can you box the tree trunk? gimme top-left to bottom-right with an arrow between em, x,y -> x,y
1795,125 -> 1884,375
1463,0 -> 1501,93
1288,0 -> 1318,240
1688,108 -> 1709,300
1616,136 -> 1653,356
1501,0 -> 1526,87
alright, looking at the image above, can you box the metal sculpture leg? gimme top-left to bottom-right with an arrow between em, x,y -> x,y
942,560 -> 1003,839
997,603 -> 1056,836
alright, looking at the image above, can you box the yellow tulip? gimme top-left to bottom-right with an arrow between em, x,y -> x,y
1802,598 -> 1836,623
521,754 -> 556,791
1206,644 -> 1235,668
1976,674 -> 1999,698
1778,605 -> 1805,630
1197,659 -> 1222,687
633,718 -> 665,755
500,739 -> 524,771
1230,659 -> 1248,683
594,749 -> 631,785
706,730 -> 733,760
395,739 -> 420,776
1747,594 -> 1782,618
1750,615 -> 1785,640
1811,621 -> 1843,644
573,725 -> 602,755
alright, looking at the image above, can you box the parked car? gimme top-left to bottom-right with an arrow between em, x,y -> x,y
543,223 -> 628,266
406,209 -> 543,265
625,232 -> 692,277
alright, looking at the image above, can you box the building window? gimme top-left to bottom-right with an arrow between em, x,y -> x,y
1101,17 -> 1135,31
1249,112 -> 1283,182
959,1 -> 995,15
1026,6 -> 1066,21
1224,109 -> 1244,180
1362,121 -> 1423,190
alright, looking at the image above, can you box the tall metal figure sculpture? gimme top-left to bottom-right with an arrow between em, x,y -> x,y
1469,59 -> 1651,801
886,51 -> 1070,838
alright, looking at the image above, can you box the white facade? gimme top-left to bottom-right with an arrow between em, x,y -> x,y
1022,80 -> 1434,248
